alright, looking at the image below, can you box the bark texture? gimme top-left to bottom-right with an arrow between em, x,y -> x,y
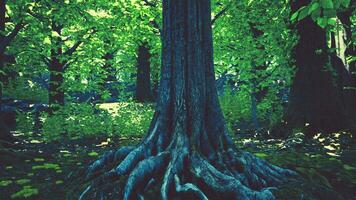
48,22 -> 65,107
80,1 -> 296,199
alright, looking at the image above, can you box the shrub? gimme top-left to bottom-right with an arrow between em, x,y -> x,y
40,102 -> 154,141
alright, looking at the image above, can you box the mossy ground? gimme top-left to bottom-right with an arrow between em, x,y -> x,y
1,132 -> 355,200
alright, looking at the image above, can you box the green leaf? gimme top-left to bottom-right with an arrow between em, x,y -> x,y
311,8 -> 321,21
317,17 -> 328,28
341,0 -> 351,7
324,9 -> 337,18
308,2 -> 320,14
88,151 -> 99,157
327,18 -> 337,26
320,0 -> 334,9
298,7 -> 309,21
290,11 -> 299,22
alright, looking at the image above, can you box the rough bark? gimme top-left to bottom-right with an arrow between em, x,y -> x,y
285,0 -> 355,136
0,0 -> 14,143
135,44 -> 152,102
48,22 -> 65,107
80,1 -> 296,199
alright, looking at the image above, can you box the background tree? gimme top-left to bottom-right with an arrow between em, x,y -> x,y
286,0 -> 355,136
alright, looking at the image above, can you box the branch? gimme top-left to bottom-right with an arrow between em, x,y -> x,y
43,56 -> 51,66
63,28 -> 97,56
211,6 -> 228,25
63,41 -> 82,56
150,20 -> 162,36
0,22 -> 25,53
142,0 -> 157,7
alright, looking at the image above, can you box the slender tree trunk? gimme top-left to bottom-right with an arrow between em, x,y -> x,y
48,22 -> 65,107
80,1 -> 295,199
135,44 -> 152,102
0,0 -> 13,144
338,8 -> 356,121
0,0 -> 5,111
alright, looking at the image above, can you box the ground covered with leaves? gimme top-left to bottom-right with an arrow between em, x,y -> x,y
1,130 -> 355,200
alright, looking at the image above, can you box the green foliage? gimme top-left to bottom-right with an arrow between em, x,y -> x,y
32,163 -> 60,170
16,112 -> 35,135
40,102 -> 154,141
220,87 -> 286,132
3,78 -> 48,103
15,179 -> 31,185
0,180 -> 13,187
10,186 -> 38,199
220,89 -> 251,132
291,0 -> 351,29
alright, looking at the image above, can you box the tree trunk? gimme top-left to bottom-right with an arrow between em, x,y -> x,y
80,1 -> 295,199
338,7 -> 356,121
0,0 -> 13,144
0,0 -> 5,110
48,22 -> 65,107
135,44 -> 152,102
285,0 -> 354,136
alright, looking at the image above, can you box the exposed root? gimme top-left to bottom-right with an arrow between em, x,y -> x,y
190,153 -> 276,200
80,120 -> 296,200
174,174 -> 208,200
86,146 -> 135,179
123,152 -> 170,200
242,152 -> 297,189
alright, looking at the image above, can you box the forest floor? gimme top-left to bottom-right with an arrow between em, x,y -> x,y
0,131 -> 355,200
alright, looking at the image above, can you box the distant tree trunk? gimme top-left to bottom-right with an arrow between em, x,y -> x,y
0,0 -> 5,111
80,1 -> 295,200
286,0 -> 354,136
135,44 -> 152,102
48,22 -> 65,107
338,7 -> 356,121
0,0 -> 13,144
249,24 -> 266,131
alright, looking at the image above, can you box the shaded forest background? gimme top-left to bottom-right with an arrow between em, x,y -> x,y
0,0 -> 356,199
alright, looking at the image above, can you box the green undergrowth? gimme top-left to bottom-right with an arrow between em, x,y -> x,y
16,102 -> 154,142
235,132 -> 356,200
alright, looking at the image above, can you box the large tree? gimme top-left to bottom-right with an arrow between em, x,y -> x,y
80,1 -> 295,199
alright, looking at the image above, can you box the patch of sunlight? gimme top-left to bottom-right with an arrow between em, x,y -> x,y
60,150 -> 71,154
242,138 -> 252,144
86,9 -> 113,18
55,180 -> 63,185
88,152 -> 99,157
343,164 -> 356,171
324,145 -> 336,151
96,138 -> 111,147
254,152 -> 268,159
13,131 -> 25,137
15,179 -> 31,185
34,158 -> 45,162
6,166 -> 13,170
32,163 -> 60,170
11,186 -> 38,199
326,152 -> 339,157
99,103 -> 121,115
0,180 -> 13,187
29,140 -> 42,144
